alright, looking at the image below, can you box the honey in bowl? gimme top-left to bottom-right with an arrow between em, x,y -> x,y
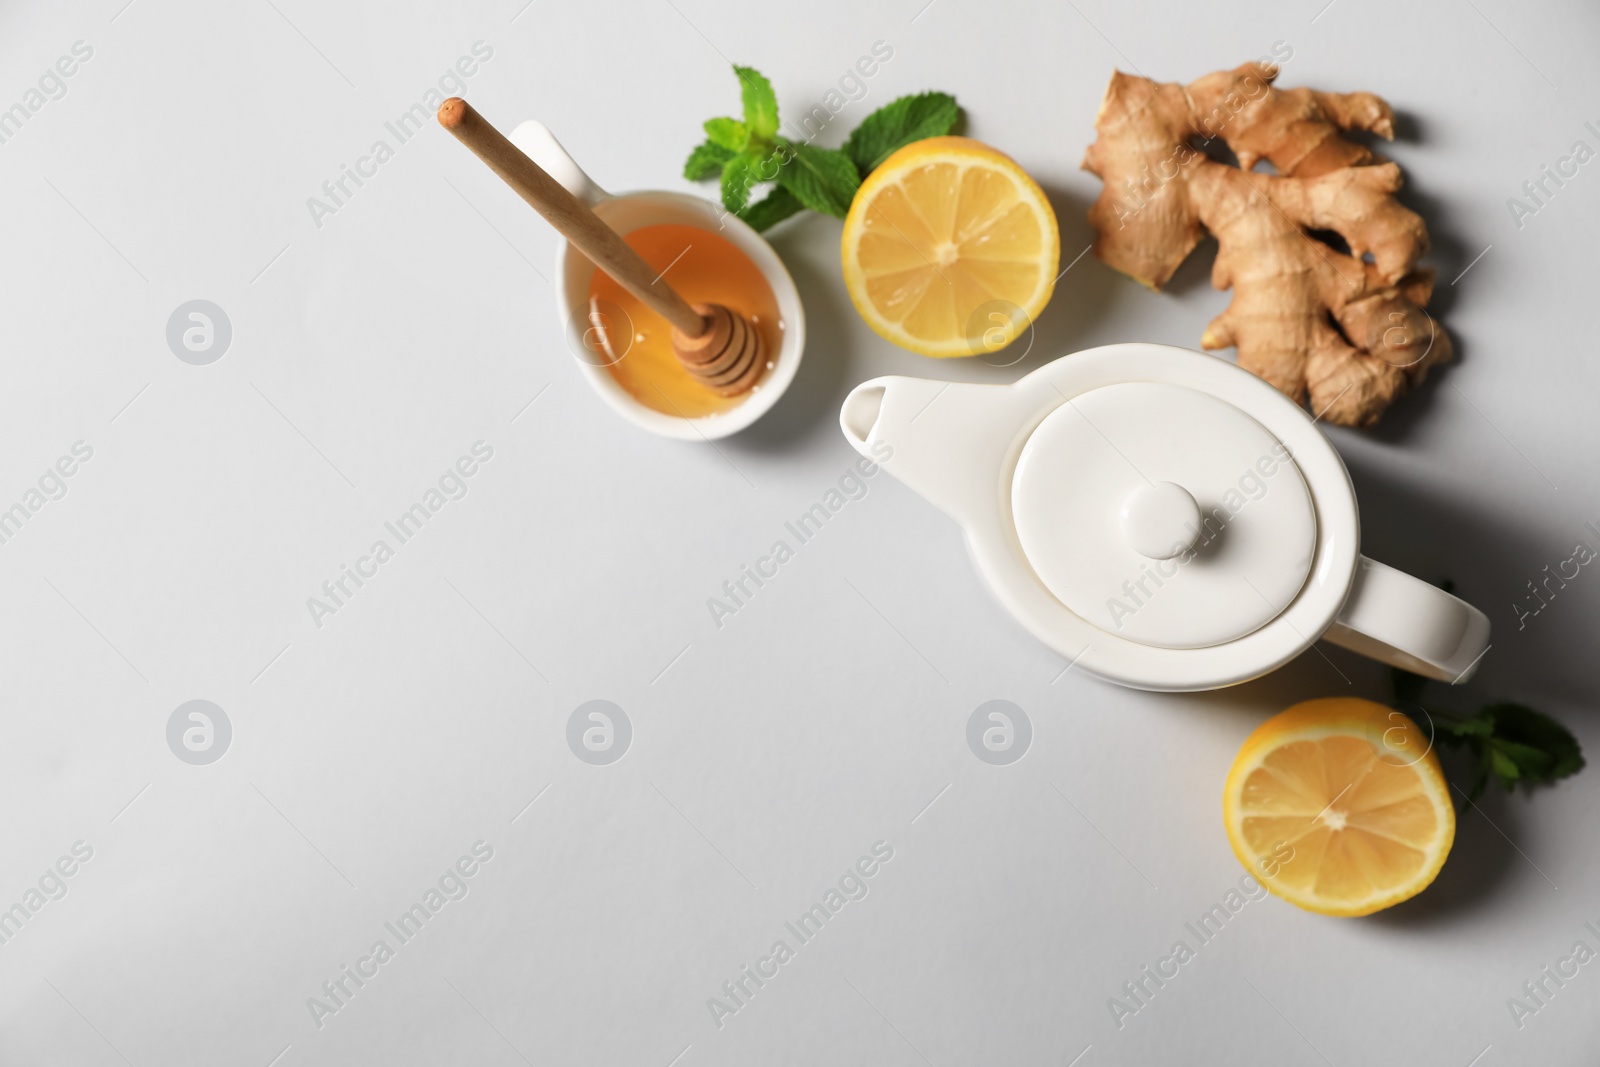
583,223 -> 782,419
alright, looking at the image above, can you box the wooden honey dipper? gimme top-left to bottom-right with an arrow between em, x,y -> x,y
437,98 -> 765,397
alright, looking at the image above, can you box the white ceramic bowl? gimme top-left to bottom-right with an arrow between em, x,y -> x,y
509,121 -> 805,441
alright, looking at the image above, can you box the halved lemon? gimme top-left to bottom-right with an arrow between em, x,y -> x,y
841,137 -> 1059,358
1223,698 -> 1455,917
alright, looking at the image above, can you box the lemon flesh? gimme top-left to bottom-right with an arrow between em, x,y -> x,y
1223,698 -> 1455,917
842,137 -> 1059,358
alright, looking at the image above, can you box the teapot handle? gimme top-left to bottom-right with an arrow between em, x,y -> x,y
1322,557 -> 1491,683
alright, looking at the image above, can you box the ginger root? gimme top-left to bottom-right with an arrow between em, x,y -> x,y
1082,63 -> 1451,427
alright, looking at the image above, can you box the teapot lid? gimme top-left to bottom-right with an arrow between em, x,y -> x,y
1011,382 -> 1316,648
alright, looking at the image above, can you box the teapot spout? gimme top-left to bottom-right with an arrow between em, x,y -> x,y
840,376 -> 1019,526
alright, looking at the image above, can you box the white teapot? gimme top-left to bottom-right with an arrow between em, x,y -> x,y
839,343 -> 1490,692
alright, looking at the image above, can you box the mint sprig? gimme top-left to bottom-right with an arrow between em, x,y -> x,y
702,117 -> 748,152
738,186 -> 804,230
842,91 -> 962,173
682,65 -> 961,231
683,140 -> 733,180
776,142 -> 860,217
737,66 -> 779,141
1391,667 -> 1585,801
720,153 -> 758,214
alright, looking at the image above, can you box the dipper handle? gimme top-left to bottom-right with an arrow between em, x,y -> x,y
437,97 -> 706,338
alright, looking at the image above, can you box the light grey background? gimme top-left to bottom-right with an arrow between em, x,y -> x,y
2,0 -> 1597,1063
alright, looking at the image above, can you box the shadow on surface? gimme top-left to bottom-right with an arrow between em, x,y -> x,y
730,224 -> 856,455
1023,183 -> 1126,367
1341,450 -> 1594,708
1171,437 -> 1585,924
731,183 -> 1131,455
1367,765 -> 1527,929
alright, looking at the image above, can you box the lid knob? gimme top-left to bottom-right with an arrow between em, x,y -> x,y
1119,481 -> 1202,560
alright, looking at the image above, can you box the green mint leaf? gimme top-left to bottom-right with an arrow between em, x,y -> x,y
738,186 -> 805,231
1488,743 -> 1523,791
1481,703 -> 1584,783
703,117 -> 749,152
1430,701 -> 1582,802
735,66 -> 778,141
1429,709 -> 1495,741
686,72 -> 960,230
1416,708 -> 1488,775
1491,738 -> 1556,781
774,143 -> 860,218
684,139 -> 734,180
746,143 -> 785,183
843,91 -> 961,174
720,153 -> 759,213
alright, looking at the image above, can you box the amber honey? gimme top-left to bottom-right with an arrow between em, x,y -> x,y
582,223 -> 782,418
